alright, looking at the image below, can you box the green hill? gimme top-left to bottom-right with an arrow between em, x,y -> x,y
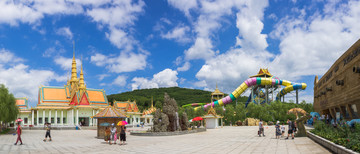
107,87 -> 248,111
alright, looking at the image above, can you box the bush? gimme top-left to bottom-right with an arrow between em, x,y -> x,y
311,121 -> 360,152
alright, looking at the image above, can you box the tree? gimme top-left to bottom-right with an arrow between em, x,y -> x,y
0,84 -> 18,130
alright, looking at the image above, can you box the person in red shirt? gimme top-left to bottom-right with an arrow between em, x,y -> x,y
14,122 -> 23,145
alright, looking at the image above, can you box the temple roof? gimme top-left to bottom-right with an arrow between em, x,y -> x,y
16,97 -> 29,110
202,107 -> 223,119
250,68 -> 273,78
92,106 -> 127,118
38,86 -> 108,107
211,83 -> 224,95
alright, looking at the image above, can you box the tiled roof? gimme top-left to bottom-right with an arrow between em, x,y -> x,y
16,98 -> 29,109
93,106 -> 127,118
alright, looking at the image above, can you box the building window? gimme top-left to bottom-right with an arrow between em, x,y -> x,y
39,118 -> 43,124
57,118 -> 60,124
63,118 -> 66,123
45,118 -> 48,123
24,118 -> 28,124
51,118 -> 54,123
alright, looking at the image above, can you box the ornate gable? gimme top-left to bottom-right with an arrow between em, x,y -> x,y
70,93 -> 78,106
79,92 -> 90,105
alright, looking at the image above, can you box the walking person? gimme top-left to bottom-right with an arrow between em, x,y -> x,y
43,122 -> 52,142
14,122 -> 23,145
104,127 -> 111,145
110,123 -> 117,145
258,119 -> 265,137
281,123 -> 286,137
119,125 -> 126,145
285,119 -> 295,139
275,121 -> 281,139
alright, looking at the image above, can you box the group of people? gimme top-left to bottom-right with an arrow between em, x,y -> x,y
258,119 -> 297,139
104,123 -> 127,145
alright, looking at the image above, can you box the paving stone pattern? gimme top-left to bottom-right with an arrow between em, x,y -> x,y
0,126 -> 330,154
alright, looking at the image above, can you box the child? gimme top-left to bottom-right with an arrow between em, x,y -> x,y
281,123 -> 286,137
43,123 -> 52,142
104,127 -> 111,144
275,121 -> 281,139
120,125 -> 126,145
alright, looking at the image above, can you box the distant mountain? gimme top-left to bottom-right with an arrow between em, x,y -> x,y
107,87 -> 248,111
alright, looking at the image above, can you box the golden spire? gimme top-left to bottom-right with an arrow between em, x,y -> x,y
79,59 -> 86,91
70,41 -> 78,84
151,96 -> 153,108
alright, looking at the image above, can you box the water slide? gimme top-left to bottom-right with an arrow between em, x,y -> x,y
194,77 -> 307,111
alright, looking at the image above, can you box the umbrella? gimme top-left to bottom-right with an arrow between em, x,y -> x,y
117,121 -> 128,126
189,119 -> 193,122
15,119 -> 23,122
192,117 -> 203,121
99,122 -> 110,126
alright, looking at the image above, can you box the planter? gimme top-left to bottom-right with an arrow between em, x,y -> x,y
130,128 -> 206,136
307,131 -> 358,154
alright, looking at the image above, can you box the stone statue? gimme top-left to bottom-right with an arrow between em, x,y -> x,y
180,112 -> 189,131
163,93 -> 178,131
287,108 -> 309,137
152,109 -> 169,132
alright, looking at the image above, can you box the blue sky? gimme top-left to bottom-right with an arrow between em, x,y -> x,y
1,0 -> 360,108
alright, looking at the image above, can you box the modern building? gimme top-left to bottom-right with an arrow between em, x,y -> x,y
314,39 -> 360,120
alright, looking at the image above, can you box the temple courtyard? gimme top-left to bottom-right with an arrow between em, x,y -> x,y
0,126 -> 330,154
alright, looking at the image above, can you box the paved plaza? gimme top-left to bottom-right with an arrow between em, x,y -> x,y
0,126 -> 330,154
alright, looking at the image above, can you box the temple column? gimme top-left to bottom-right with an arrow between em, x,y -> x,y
71,109 -> 74,125
31,110 -> 34,126
76,109 -> 79,124
49,110 -> 51,124
43,110 -> 45,125
55,110 -> 57,125
36,110 -> 39,126
61,110 -> 63,125
91,110 -> 94,126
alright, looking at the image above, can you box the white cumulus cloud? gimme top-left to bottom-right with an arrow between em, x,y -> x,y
131,69 -> 178,90
56,27 -> 73,40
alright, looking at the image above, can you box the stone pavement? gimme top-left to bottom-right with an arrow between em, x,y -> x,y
0,126 -> 330,154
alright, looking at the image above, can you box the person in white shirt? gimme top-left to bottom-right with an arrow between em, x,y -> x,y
281,123 -> 286,137
258,119 -> 265,137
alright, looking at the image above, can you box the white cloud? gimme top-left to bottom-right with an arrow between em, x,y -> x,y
0,49 -> 23,63
86,0 -> 145,50
56,27 -> 73,40
131,69 -> 178,90
98,74 -> 110,81
269,0 -> 360,79
177,61 -> 191,72
113,75 -> 127,87
0,49 -> 67,107
0,0 -> 82,26
90,51 -> 148,73
161,25 -> 191,43
196,48 -> 272,93
54,56 -> 81,71
167,0 -> 198,18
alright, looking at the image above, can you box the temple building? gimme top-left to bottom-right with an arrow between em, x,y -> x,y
113,100 -> 142,126
15,97 -> 31,126
211,83 -> 224,101
16,51 -> 109,127
141,97 -> 156,125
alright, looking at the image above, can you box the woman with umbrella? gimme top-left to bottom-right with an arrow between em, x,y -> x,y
14,119 -> 23,145
117,121 -> 128,145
